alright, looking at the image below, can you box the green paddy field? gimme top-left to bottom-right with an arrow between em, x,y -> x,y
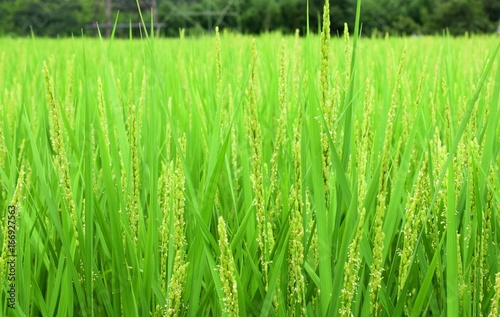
0,13 -> 499,317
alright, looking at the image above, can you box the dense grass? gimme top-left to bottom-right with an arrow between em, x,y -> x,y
0,18 -> 499,317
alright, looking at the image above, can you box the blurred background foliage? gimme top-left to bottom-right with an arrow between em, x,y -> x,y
0,0 -> 498,37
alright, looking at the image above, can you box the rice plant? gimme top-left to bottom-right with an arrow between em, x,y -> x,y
0,1 -> 499,316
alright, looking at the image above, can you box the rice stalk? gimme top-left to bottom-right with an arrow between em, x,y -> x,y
159,160 -> 174,292
489,273 -> 500,317
165,134 -> 189,317
42,61 -> 79,246
339,79 -> 372,317
398,154 -> 429,293
215,26 -> 222,104
246,39 -> 269,289
319,0 -> 333,199
229,84 -> 240,196
343,23 -> 351,91
127,104 -> 140,244
97,77 -> 112,156
218,216 -> 239,317
270,39 -> 288,227
64,56 -> 75,130
287,102 -> 305,316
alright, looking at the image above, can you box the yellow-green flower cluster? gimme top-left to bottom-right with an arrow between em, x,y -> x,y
428,131 -> 447,246
215,26 -> 222,104
369,193 -> 386,316
246,39 -> 269,287
343,23 -> 351,89
319,0 -> 332,197
159,161 -> 174,292
479,167 -> 495,312
287,105 -> 305,316
166,136 -> 189,317
97,77 -> 111,150
339,207 -> 366,317
270,40 -> 288,227
218,216 -> 239,317
229,84 -> 241,195
42,62 -> 79,245
339,84 -> 371,316
489,273 -> 500,317
319,0 -> 330,111
127,104 -> 140,244
64,56 -> 75,130
118,148 -> 127,248
157,116 -> 175,314
399,155 -> 429,293
369,46 -> 407,314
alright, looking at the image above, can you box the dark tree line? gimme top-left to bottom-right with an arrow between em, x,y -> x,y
0,0 -> 498,37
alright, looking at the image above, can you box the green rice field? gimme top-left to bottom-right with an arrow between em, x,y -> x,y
0,6 -> 500,316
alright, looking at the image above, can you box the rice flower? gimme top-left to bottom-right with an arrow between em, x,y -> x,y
246,38 -> 269,288
229,84 -> 241,194
343,23 -> 351,88
218,216 -> 239,317
127,104 -> 140,244
369,192 -> 386,316
489,273 -> 500,317
159,161 -> 174,292
339,91 -> 371,316
42,62 -> 79,245
166,135 -> 188,316
319,0 -> 333,198
399,155 -> 429,293
287,103 -> 305,316
97,77 -> 111,150
270,39 -> 288,227
215,26 -> 222,104
64,56 -> 75,130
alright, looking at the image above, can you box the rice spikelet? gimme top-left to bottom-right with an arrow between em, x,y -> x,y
42,62 -> 79,245
218,216 -> 239,317
246,39 -> 269,288
399,154 -> 429,293
287,104 -> 305,316
489,273 -> 500,317
166,135 -> 189,317
127,104 -> 140,244
319,0 -> 333,199
339,86 -> 371,316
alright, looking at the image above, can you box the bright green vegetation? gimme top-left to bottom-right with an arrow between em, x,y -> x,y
0,16 -> 500,317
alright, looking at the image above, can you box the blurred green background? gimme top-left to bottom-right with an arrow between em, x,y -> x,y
0,0 -> 499,37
